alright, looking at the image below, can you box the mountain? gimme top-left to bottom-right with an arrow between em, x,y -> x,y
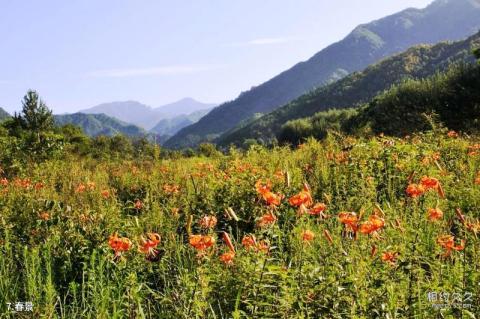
0,107 -> 10,121
154,98 -> 216,118
54,113 -> 146,137
80,99 -> 216,130
218,31 -> 480,146
165,0 -> 480,148
150,108 -> 212,137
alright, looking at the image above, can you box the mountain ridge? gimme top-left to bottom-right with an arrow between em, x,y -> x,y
80,98 -> 216,130
217,31 -> 480,146
165,0 -> 480,148
54,112 -> 147,137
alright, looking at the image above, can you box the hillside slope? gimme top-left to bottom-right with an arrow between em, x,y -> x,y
218,31 -> 480,146
166,0 -> 480,148
54,113 -> 146,137
0,107 -> 10,122
150,108 -> 212,137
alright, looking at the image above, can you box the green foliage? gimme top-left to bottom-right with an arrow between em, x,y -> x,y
218,31 -> 480,147
166,2 -> 480,148
0,133 -> 479,317
363,63 -> 480,135
54,113 -> 146,137
279,109 -> 358,145
14,90 -> 54,132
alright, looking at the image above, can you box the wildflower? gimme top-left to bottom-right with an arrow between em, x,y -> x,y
437,235 -> 465,257
219,251 -> 235,265
255,180 -> 283,207
39,211 -> 50,221
134,200 -> 143,210
309,203 -> 327,216
262,191 -> 283,207
381,251 -> 399,266
163,184 -> 180,194
0,178 -> 8,187
256,240 -> 270,253
359,215 -> 385,235
475,173 -> 480,185
87,181 -> 96,191
338,212 -> 359,233
288,184 -> 313,207
34,182 -> 44,190
447,130 -> 458,138
255,179 -> 272,195
189,234 -> 216,251
301,230 -> 315,243
427,208 -> 443,222
101,190 -> 110,199
257,212 -> 277,228
199,215 -> 217,229
323,229 -> 333,245
406,183 -> 425,198
171,207 -> 180,217
108,233 -> 132,258
138,233 -> 161,260
242,235 -> 257,250
222,232 -> 235,253
75,183 -> 86,193
420,176 -> 439,190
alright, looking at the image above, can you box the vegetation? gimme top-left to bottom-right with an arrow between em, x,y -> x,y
166,0 -> 480,148
1,124 -> 480,317
0,107 -> 10,122
278,60 -> 480,145
54,113 -> 147,137
218,31 -> 480,147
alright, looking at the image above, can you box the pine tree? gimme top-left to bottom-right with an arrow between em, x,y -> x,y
18,90 -> 54,132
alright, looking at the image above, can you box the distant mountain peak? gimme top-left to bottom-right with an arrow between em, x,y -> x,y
164,0 -> 480,149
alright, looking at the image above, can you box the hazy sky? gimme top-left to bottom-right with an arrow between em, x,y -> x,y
0,0 -> 433,114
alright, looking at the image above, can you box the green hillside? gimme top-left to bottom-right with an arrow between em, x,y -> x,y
165,0 -> 480,148
218,31 -> 480,147
54,113 -> 146,137
0,107 -> 10,122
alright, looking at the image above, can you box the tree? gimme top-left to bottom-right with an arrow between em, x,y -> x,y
16,90 -> 54,132
474,47 -> 480,60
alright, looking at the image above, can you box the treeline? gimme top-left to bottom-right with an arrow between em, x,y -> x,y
279,53 -> 480,145
0,91 -> 224,174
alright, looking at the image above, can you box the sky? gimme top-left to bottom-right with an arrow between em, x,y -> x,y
0,0 -> 433,114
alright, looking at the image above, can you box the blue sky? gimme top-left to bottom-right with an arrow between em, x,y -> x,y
0,0 -> 433,114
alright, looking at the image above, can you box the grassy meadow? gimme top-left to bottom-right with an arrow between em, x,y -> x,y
0,130 -> 479,318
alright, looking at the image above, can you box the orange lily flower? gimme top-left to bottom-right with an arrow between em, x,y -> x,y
301,230 -> 315,243
406,183 -> 425,198
475,173 -> 480,185
134,200 -> 143,210
108,233 -> 133,258
288,184 -> 313,208
309,203 -> 327,217
447,130 -> 458,138
219,251 -> 235,265
257,212 -> 277,228
381,251 -> 399,266
241,235 -> 257,250
101,190 -> 110,199
338,212 -> 359,233
437,235 -> 465,257
427,208 -> 443,222
138,233 -> 161,259
0,178 -> 8,187
189,234 -> 216,251
199,215 -> 217,229
359,215 -> 385,235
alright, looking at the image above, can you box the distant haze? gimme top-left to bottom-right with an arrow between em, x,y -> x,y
79,98 -> 216,130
